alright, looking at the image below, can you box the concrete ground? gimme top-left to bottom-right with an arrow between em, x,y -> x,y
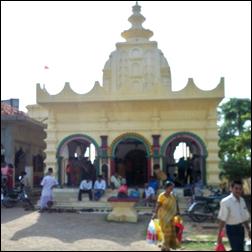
1,207 -> 231,251
1,207 -> 158,251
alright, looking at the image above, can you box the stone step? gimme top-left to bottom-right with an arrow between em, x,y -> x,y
36,201 -> 154,214
52,188 -> 190,199
52,203 -> 153,213
46,187 -> 191,212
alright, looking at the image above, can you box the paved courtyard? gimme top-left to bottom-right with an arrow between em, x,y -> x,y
1,207 -> 227,251
1,207 -> 160,251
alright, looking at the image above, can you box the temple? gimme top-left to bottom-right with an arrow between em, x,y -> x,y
27,2 -> 224,188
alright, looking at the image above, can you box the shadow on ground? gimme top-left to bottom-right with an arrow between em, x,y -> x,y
7,209 -> 150,246
1,206 -> 34,224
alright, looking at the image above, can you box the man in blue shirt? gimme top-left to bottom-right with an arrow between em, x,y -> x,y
148,176 -> 159,193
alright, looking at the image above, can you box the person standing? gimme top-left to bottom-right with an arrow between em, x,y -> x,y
217,180 -> 251,251
2,163 -> 14,190
185,157 -> 193,185
152,181 -> 178,251
19,171 -> 34,210
1,162 -> 9,195
176,157 -> 186,187
153,164 -> 167,187
20,171 -> 31,197
1,162 -> 8,182
39,167 -> 58,212
65,162 -> 72,187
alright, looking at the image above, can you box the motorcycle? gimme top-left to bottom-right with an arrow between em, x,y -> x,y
186,186 -> 228,222
1,176 -> 35,210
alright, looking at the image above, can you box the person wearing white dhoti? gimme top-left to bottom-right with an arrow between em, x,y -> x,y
39,167 -> 58,212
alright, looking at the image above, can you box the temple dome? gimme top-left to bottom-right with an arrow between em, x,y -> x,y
102,2 -> 171,93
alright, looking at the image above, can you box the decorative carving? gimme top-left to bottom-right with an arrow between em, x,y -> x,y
131,48 -> 142,58
102,3 -> 171,93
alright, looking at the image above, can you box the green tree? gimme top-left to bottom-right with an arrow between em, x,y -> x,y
218,98 -> 251,181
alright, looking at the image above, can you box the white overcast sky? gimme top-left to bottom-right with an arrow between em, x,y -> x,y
1,1 -> 251,112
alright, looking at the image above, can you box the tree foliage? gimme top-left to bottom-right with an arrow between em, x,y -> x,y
218,98 -> 251,181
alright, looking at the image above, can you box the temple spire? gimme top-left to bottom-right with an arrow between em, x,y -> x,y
133,1 -> 140,14
121,2 -> 153,42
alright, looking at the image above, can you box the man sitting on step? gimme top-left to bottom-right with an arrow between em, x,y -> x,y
110,172 -> 122,190
143,182 -> 156,207
78,178 -> 93,201
93,175 -> 106,201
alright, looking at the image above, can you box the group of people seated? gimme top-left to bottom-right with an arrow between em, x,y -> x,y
78,165 -> 204,204
78,175 -> 106,201
78,171 -> 160,205
110,172 -> 159,206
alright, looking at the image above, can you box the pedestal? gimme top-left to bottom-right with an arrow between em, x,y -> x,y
107,197 -> 138,223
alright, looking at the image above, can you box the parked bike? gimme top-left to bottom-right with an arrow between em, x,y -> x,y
1,176 -> 35,210
186,187 -> 228,222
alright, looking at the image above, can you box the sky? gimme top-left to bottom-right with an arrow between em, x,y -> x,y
1,1 -> 251,112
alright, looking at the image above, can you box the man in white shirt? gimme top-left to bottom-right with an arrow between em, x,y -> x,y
78,178 -> 93,201
39,168 -> 58,212
20,171 -> 31,196
217,180 -> 251,251
143,183 -> 155,206
93,175 -> 106,201
110,172 -> 121,189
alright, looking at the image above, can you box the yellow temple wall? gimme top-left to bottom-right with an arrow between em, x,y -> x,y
28,98 -> 221,185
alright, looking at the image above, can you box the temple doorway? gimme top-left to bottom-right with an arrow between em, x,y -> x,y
162,132 -> 207,186
56,134 -> 99,187
113,138 -> 148,187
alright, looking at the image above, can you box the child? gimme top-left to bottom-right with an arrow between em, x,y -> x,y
117,178 -> 128,198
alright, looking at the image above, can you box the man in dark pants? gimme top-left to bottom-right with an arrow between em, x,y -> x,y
217,180 -> 251,251
78,178 -> 93,201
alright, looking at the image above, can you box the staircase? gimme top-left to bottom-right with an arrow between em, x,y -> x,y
51,188 -> 115,211
36,187 -> 191,215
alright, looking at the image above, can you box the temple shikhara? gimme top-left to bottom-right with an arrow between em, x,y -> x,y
27,2 -> 224,188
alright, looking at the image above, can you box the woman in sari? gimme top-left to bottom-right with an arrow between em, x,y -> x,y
152,181 -> 178,251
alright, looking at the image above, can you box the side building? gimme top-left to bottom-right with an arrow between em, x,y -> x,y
1,101 -> 46,187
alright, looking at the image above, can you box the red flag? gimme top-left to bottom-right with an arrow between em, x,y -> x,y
44,66 -> 49,69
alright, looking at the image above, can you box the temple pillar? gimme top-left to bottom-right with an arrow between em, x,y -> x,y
100,135 -> 109,184
57,156 -> 63,186
152,135 -> 161,172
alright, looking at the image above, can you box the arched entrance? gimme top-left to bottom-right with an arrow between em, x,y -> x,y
111,133 -> 151,187
56,134 -> 99,187
161,132 -> 208,186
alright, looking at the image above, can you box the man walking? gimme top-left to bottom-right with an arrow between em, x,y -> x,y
39,167 -> 58,212
217,180 -> 251,251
